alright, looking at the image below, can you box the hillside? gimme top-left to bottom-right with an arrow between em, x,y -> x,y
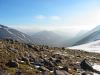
0,39 -> 100,75
74,25 -> 100,46
0,24 -> 34,44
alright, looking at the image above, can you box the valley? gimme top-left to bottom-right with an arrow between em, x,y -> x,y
1,0 -> 100,75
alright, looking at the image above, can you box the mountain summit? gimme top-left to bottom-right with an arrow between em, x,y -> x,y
32,31 -> 64,47
0,24 -> 8,28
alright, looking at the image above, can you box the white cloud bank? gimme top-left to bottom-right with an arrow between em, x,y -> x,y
10,24 -> 96,37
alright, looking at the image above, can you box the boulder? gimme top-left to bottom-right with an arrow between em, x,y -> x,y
6,60 -> 19,68
80,59 -> 94,71
80,59 -> 100,74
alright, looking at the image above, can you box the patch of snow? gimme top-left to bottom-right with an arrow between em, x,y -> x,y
93,63 -> 100,72
68,40 -> 100,53
58,66 -> 63,68
5,28 -> 13,34
35,65 -> 40,68
93,73 -> 99,75
92,63 -> 100,75
20,61 -> 24,63
50,71 -> 53,73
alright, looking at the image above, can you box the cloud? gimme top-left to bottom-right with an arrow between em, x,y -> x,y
11,24 -> 94,34
35,15 -> 46,20
11,24 -> 93,37
50,16 -> 61,20
35,15 -> 61,21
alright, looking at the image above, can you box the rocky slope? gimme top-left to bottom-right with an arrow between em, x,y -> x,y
0,39 -> 100,75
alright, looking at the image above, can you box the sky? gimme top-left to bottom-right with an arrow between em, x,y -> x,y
0,0 -> 100,35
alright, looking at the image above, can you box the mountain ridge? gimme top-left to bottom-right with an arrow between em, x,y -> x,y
74,25 -> 100,46
0,24 -> 34,44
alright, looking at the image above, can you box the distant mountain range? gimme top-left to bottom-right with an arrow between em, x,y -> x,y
1,24 -> 100,47
31,31 -> 65,47
0,24 -> 67,47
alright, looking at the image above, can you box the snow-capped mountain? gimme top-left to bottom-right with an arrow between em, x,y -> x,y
74,25 -> 100,46
0,24 -> 34,44
68,40 -> 100,53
